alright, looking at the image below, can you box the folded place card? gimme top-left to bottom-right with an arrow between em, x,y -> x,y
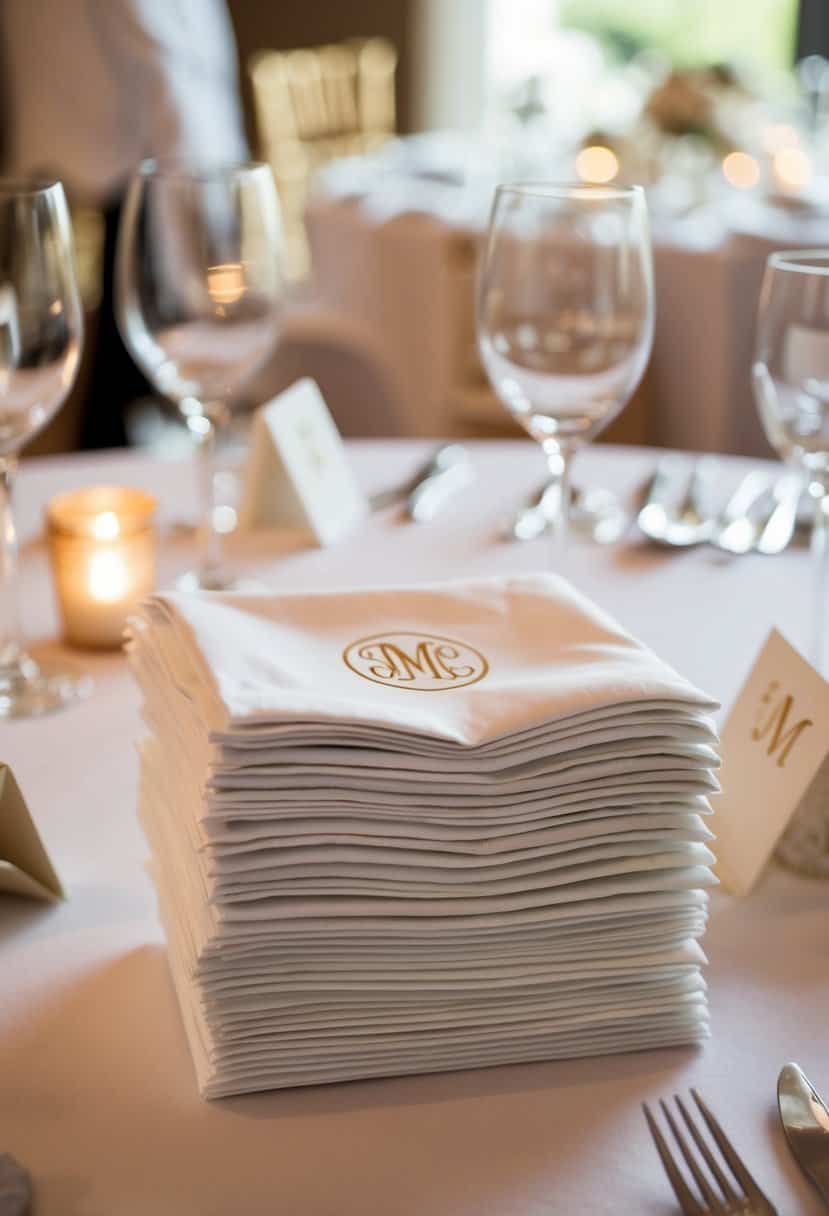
0,764 -> 64,902
237,378 -> 369,546
710,629 -> 829,896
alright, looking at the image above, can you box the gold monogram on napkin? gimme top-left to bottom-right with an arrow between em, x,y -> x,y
343,633 -> 489,691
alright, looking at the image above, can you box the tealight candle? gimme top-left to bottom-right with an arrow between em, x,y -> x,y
46,486 -> 157,649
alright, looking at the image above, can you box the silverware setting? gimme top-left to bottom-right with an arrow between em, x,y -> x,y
168,446 -> 810,553
507,459 -> 808,555
637,458 -> 718,548
637,458 -> 808,555
644,1089 -> 778,1215
711,469 -> 778,554
778,1062 -> 829,1208
369,443 -> 474,521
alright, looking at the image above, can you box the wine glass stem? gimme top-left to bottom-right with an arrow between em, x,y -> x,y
0,455 -> 30,678
191,412 -> 224,589
545,443 -> 574,567
811,487 -> 829,676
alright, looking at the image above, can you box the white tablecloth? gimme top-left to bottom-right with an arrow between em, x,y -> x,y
307,140 -> 829,456
3,439 -> 828,1216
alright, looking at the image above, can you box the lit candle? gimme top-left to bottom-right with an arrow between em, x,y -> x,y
46,486 -> 157,649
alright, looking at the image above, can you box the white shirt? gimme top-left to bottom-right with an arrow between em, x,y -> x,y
0,0 -> 249,204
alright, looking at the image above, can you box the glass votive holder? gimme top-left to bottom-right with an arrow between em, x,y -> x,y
46,486 -> 158,649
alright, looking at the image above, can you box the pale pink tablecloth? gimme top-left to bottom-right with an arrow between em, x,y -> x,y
2,439 -> 827,1216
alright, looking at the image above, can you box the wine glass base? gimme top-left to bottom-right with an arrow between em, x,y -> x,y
176,568 -> 264,593
0,665 -> 93,721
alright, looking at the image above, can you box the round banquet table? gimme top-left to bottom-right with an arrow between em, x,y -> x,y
306,137 -> 829,457
3,438 -> 828,1216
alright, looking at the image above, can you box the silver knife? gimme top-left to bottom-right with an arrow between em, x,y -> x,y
508,481 -> 561,540
778,1062 -> 829,1207
756,473 -> 806,556
368,444 -> 470,513
406,445 -> 474,522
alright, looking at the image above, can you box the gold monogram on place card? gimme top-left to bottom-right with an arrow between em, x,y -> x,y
711,628 -> 829,893
343,633 -> 489,691
751,681 -> 814,769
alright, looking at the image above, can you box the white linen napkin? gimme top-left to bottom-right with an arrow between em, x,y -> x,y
127,573 -> 718,743
128,572 -> 719,1098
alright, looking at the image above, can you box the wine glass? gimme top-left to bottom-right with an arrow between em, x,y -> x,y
477,183 -> 654,557
752,248 -> 829,876
0,180 -> 86,719
753,250 -> 829,664
116,159 -> 285,590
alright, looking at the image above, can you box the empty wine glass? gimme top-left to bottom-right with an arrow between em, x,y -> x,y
116,159 -> 285,589
0,180 -> 87,719
477,183 -> 654,557
753,250 -> 829,671
752,249 -> 829,876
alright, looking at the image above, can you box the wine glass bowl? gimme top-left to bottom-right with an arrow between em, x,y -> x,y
116,160 -> 285,589
0,179 -> 87,718
0,183 -> 82,454
753,250 -> 829,484
477,183 -> 654,548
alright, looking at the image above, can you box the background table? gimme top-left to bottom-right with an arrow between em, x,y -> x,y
3,440 -> 828,1216
307,137 -> 829,456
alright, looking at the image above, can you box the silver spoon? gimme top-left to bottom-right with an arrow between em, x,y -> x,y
755,472 -> 806,555
637,459 -> 717,547
710,469 -> 775,553
711,471 -> 804,555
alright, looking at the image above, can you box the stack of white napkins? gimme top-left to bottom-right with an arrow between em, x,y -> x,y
127,574 -> 719,1099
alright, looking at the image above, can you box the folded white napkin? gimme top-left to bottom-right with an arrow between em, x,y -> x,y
128,573 -> 718,743
128,573 -> 719,1098
190,1013 -> 710,1098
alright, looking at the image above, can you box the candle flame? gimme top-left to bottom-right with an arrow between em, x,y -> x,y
92,511 -> 121,541
88,550 -> 129,603
207,263 -> 245,305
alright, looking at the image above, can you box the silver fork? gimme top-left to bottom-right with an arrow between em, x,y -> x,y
643,1089 -> 778,1215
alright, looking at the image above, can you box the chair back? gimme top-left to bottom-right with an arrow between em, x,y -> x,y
249,37 -> 397,278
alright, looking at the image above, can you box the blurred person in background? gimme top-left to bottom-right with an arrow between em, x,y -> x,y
0,0 -> 249,449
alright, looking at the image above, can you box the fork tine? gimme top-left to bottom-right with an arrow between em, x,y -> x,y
675,1094 -> 739,1207
660,1099 -> 724,1214
643,1103 -> 705,1216
691,1088 -> 765,1200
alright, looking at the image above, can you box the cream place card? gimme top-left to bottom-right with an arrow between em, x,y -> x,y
0,764 -> 64,902
237,378 -> 369,546
711,629 -> 829,896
